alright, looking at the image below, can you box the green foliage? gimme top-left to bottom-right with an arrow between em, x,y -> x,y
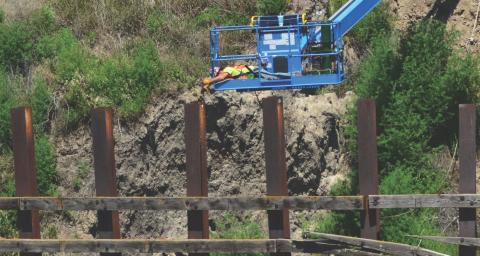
328,0 -> 349,15
212,213 -> 267,256
0,210 -> 16,238
30,6 -> 57,37
195,7 -> 247,27
0,21 -> 34,73
37,28 -> 166,127
0,71 -> 16,151
48,0 -> 151,36
43,225 -> 58,239
0,152 -> 17,238
381,209 -> 456,255
0,6 -> 58,73
147,11 -> 168,35
257,0 -> 288,15
350,2 -> 392,47
35,135 -> 58,196
73,161 -> 90,191
319,19 -> 480,254
31,79 -> 53,134
0,8 -> 4,23
84,40 -> 164,119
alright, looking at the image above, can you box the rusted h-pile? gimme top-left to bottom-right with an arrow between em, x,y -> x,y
3,98 -> 478,256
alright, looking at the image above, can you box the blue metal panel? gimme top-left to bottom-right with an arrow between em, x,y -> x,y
328,0 -> 381,37
213,74 -> 344,92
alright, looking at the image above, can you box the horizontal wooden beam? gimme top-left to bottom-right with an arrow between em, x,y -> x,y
369,194 -> 480,209
408,236 -> 480,247
2,194 -> 479,211
0,239 -> 345,253
305,232 -> 448,256
0,196 -> 363,211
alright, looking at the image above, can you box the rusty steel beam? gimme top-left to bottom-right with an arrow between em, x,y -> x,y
91,108 -> 121,256
262,96 -> 291,256
459,104 -> 477,256
11,107 -> 41,256
357,99 -> 380,240
184,101 -> 209,256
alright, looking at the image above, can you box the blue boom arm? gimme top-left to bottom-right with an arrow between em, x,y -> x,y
329,0 -> 381,37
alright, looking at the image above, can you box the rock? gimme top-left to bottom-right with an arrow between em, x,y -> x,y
52,88 -> 354,240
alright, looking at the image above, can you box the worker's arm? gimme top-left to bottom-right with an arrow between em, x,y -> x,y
203,72 -> 229,88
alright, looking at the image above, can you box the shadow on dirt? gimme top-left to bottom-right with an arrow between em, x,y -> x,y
425,0 -> 460,23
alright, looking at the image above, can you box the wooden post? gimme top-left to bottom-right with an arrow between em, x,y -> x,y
262,96 -> 291,256
91,108 -> 121,256
11,107 -> 41,256
358,99 -> 380,240
185,102 -> 209,256
459,104 -> 476,256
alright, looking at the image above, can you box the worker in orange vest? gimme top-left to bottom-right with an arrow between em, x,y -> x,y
202,65 -> 256,92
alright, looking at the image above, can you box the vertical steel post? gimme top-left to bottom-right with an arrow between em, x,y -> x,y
11,107 -> 41,256
91,108 -> 121,256
459,104 -> 476,256
185,102 -> 209,256
358,99 -> 380,240
262,96 -> 291,256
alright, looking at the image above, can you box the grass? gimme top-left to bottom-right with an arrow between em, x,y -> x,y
211,213 -> 267,256
73,161 -> 90,191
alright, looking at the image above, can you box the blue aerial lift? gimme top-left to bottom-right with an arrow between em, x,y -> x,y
209,0 -> 381,92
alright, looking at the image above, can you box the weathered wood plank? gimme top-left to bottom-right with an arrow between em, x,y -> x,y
325,249 -> 383,256
409,236 -> 480,247
0,196 -> 364,211
369,194 -> 480,209
5,194 -> 480,211
305,232 -> 448,256
0,239 -> 352,253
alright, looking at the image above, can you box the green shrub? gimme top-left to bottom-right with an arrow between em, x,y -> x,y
35,135 -> 58,196
85,41 -> 163,119
37,28 -> 78,60
147,11 -> 168,35
0,8 -> 4,23
53,36 -> 91,82
328,0 -> 348,15
0,6 -> 59,74
212,213 -> 267,256
350,2 -> 392,48
30,79 -> 53,134
0,71 -> 18,151
0,152 -> 17,239
195,7 -> 248,27
0,211 -> 16,238
73,161 -> 90,191
0,22 -> 35,73
30,6 -> 57,38
320,19 -> 479,254
62,79 -> 91,129
257,0 -> 288,15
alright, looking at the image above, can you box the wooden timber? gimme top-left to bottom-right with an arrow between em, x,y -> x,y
305,232 -> 448,256
0,196 -> 363,211
409,236 -> 480,247
0,239 -> 345,253
369,194 -> 480,209
3,194 -> 480,211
